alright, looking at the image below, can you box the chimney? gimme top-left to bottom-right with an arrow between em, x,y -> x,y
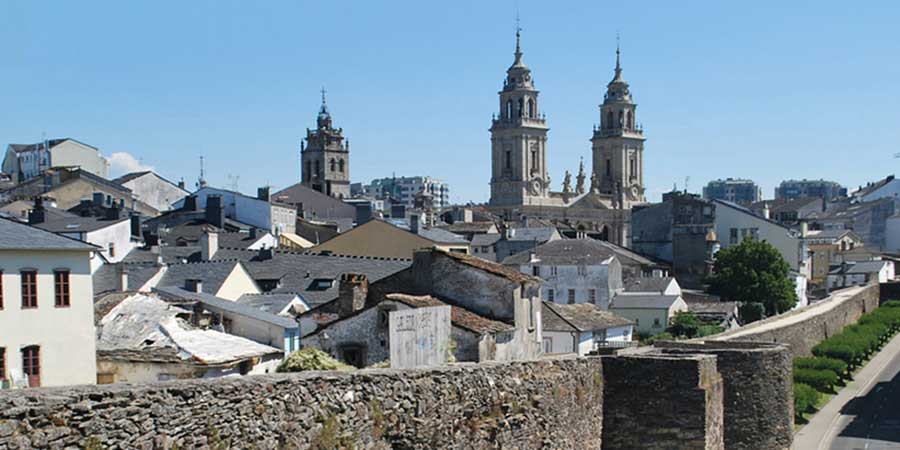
105,203 -> 121,221
178,179 -> 186,190
200,227 -> 218,261
249,227 -> 258,240
257,187 -> 270,202
116,265 -> 129,292
130,213 -> 142,239
800,220 -> 809,238
183,195 -> 198,212
337,273 -> 368,317
92,192 -> 104,207
185,279 -> 203,293
28,197 -> 46,225
762,203 -> 770,220
205,195 -> 224,229
257,246 -> 274,261
410,213 -> 420,234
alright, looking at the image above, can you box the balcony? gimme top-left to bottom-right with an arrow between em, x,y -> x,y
593,126 -> 644,138
492,114 -> 547,128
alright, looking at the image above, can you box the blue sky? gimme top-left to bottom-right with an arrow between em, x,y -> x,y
2,1 -> 899,203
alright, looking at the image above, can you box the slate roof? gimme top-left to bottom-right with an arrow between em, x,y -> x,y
0,217 -> 98,251
610,294 -> 683,310
123,246 -> 199,265
237,293 -> 307,315
8,138 -> 76,153
34,216 -> 128,234
386,293 -> 513,334
503,238 -> 656,267
471,233 -> 501,247
417,227 -> 468,244
542,302 -> 633,332
111,171 -> 153,184
505,227 -> 559,242
155,286 -> 299,329
0,200 -> 76,222
750,197 -> 821,215
830,260 -> 890,275
159,222 -> 267,249
93,262 -> 163,297
625,277 -> 676,294
211,247 -> 412,307
156,260 -> 246,296
439,222 -> 497,234
854,175 -> 895,198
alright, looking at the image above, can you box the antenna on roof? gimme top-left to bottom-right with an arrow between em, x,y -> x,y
227,174 -> 240,191
197,155 -> 207,189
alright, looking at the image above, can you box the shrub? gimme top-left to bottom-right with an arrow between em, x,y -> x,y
739,302 -> 766,324
642,332 -> 674,346
794,357 -> 848,380
697,325 -> 725,337
794,383 -> 819,419
882,300 -> 900,308
668,312 -> 701,338
812,340 -> 861,368
794,368 -> 838,393
277,348 -> 354,372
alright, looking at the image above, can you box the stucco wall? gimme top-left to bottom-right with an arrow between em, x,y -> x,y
715,202 -> 804,271
0,250 -> 97,387
0,357 -> 605,450
212,264 -> 260,301
49,141 -> 108,179
122,174 -> 188,213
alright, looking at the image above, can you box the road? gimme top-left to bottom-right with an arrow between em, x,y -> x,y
794,331 -> 900,450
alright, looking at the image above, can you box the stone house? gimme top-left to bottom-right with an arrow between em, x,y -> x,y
493,226 -> 561,262
804,229 -> 864,284
304,293 -> 514,367
2,138 -> 108,184
469,233 -> 501,261
0,218 -> 98,388
541,302 -> 634,355
827,260 -> 895,290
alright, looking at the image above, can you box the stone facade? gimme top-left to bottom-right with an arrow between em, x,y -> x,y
656,341 -> 793,450
0,358 -> 604,450
712,283 -> 879,358
301,90 -> 350,199
601,354 -> 724,450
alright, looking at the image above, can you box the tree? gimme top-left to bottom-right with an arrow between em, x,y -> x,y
668,311 -> 702,338
706,238 -> 797,317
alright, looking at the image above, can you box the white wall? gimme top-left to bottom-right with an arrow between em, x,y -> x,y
715,202 -> 806,271
214,264 -> 261,301
184,187 -> 296,234
122,174 -> 188,213
862,179 -> 900,203
84,220 -> 137,264
521,257 -> 619,309
50,140 -> 109,179
0,249 -> 97,387
885,216 -> 900,253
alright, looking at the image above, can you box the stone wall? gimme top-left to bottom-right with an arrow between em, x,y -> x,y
656,341 -> 793,450
601,354 -> 724,450
0,357 -> 604,450
711,284 -> 879,358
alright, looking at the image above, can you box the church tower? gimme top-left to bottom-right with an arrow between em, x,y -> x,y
301,89 -> 350,199
489,28 -> 550,207
591,44 -> 646,208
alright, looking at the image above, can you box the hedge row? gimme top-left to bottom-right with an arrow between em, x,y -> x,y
794,357 -> 848,380
794,383 -> 820,420
811,302 -> 900,372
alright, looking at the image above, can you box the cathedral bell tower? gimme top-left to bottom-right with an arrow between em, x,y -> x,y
488,28 -> 551,207
301,89 -> 350,199
591,44 -> 646,208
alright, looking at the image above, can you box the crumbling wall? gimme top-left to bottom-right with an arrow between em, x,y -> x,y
711,283 -> 879,357
656,341 -> 793,450
0,358 -> 604,450
600,354 -> 724,450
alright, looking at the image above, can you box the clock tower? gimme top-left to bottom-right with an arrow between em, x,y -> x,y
488,28 -> 551,207
591,44 -> 646,208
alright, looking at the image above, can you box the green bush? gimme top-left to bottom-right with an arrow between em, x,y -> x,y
794,383 -> 820,418
882,300 -> 900,308
812,340 -> 862,368
277,348 -> 354,372
739,302 -> 766,324
697,324 -> 726,337
794,357 -> 848,379
794,368 -> 838,393
668,311 -> 701,338
642,332 -> 674,345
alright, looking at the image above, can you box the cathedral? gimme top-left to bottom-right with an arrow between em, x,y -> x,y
487,29 -> 645,246
300,90 -> 351,199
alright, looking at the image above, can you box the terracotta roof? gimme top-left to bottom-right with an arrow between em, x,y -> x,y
435,248 -> 539,283
386,293 -> 513,334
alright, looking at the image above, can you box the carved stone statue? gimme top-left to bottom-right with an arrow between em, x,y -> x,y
562,170 -> 572,194
576,158 -> 586,194
590,171 -> 600,194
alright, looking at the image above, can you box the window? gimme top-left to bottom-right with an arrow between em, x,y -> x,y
567,289 -> 576,304
589,289 -> 597,303
54,270 -> 70,307
729,228 -> 738,245
629,158 -> 636,178
606,159 -> 611,176
22,346 -> 39,388
547,289 -> 555,302
653,318 -> 661,328
527,98 -> 535,118
339,159 -> 345,173
550,266 -> 558,276
532,266 -> 540,276
577,266 -> 587,276
517,98 -> 524,117
505,150 -> 511,170
21,270 -> 37,308
108,243 -> 115,258
506,100 -> 513,119
0,347 -> 5,381
542,337 -> 552,353
329,159 -> 336,172
531,150 -> 538,170
606,111 -> 613,128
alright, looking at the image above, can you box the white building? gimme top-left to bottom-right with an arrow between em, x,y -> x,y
541,302 -> 634,355
2,138 -> 109,184
609,293 -> 689,336
33,214 -> 139,271
0,218 -> 98,388
853,175 -> 900,203
827,260 -> 895,290
356,176 -> 450,209
172,186 -> 297,235
112,171 -> 189,213
504,239 -> 624,309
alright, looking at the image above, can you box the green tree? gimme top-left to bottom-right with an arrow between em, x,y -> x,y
706,238 -> 797,317
668,311 -> 702,338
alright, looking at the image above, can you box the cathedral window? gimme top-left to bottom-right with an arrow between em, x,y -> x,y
338,159 -> 345,173
618,111 -> 624,127
505,150 -> 511,170
531,150 -> 538,171
314,160 -> 320,178
606,159 -> 611,176
629,158 -> 636,178
329,159 -> 336,172
527,98 -> 535,118
626,110 -> 633,129
517,98 -> 524,117
506,100 -> 513,119
606,111 -> 613,129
